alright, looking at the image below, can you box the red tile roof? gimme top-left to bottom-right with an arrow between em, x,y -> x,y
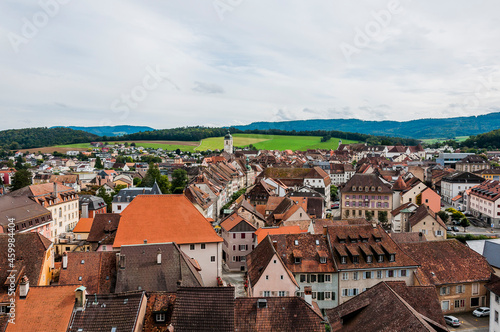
254,226 -> 305,244
5,285 -> 76,332
72,218 -> 93,233
113,195 -> 222,248
399,240 -> 493,286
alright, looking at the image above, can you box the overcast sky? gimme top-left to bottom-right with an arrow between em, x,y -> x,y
1,0 -> 500,130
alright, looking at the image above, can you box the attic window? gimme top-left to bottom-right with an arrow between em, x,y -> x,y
389,254 -> 395,262
378,187 -> 382,192
358,186 -> 363,191
295,257 -> 301,264
352,256 -> 359,264
365,186 -> 369,192
341,256 -> 347,264
294,240 -> 299,246
78,276 -> 82,281
156,313 -> 166,323
352,187 -> 356,191
81,260 -> 85,264
371,186 -> 375,191
320,257 -> 327,264
366,255 -> 373,263
378,255 -> 384,263
315,240 -> 320,245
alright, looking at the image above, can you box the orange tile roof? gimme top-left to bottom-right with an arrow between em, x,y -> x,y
113,195 -> 222,248
254,226 -> 306,244
220,213 -> 256,232
73,218 -> 94,233
6,285 -> 76,332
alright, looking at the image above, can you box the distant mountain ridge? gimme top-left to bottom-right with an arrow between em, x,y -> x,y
234,112 -> 500,139
54,125 -> 155,137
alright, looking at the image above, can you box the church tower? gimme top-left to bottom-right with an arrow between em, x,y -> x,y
224,131 -> 233,154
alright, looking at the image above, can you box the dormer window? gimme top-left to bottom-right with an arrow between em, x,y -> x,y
366,255 -> 373,263
352,187 -> 356,191
378,187 -> 382,192
320,257 -> 327,264
358,186 -> 363,191
294,240 -> 299,246
295,257 -> 301,264
341,256 -> 347,264
156,313 -> 166,323
371,186 -> 375,191
352,256 -> 359,264
389,254 -> 395,262
365,186 -> 369,192
378,255 -> 384,263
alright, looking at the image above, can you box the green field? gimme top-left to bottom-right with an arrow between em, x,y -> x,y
196,134 -> 358,151
421,136 -> 469,144
53,134 -> 358,152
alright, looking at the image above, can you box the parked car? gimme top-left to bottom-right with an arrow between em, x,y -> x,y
452,226 -> 460,232
472,307 -> 490,317
447,226 -> 453,231
331,202 -> 339,209
444,315 -> 461,327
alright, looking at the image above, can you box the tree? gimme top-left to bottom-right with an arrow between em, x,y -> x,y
95,156 -> 104,169
460,217 -> 470,232
97,187 -> 112,212
365,211 -> 373,222
139,163 -> 170,194
10,169 -> 32,191
437,211 -> 449,223
330,185 -> 338,201
378,211 -> 389,227
113,184 -> 128,195
171,169 -> 188,193
175,148 -> 181,155
133,177 -> 141,186
15,156 -> 25,170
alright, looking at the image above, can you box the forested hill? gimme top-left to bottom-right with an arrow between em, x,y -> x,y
234,112 -> 500,139
0,127 -> 99,150
59,125 -> 155,137
463,129 -> 500,149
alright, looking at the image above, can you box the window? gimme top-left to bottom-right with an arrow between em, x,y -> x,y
495,310 -> 499,323
364,271 -> 372,279
317,292 -> 325,301
378,255 -> 384,263
117,205 -> 122,210
400,269 -> 407,277
320,257 -> 327,264
441,301 -> 450,311
456,285 -> 464,294
190,244 -> 195,250
300,275 -> 306,283
239,245 -> 248,251
325,274 -> 331,282
273,260 -> 277,264
454,299 -> 465,308
342,272 -> 349,281
201,244 -> 206,249
342,289 -> 348,297
471,297 -> 480,307
156,313 -> 166,322
263,291 -> 270,297
210,256 -> 215,262
265,275 -> 269,280
496,295 -> 499,304
278,291 -> 286,297
366,255 -> 372,263
280,275 -> 284,280
353,272 -> 359,280
311,274 -> 317,283
387,270 -> 395,278
352,256 -> 359,264
241,233 -> 246,239
440,287 -> 450,296
318,274 -> 325,283
472,283 -> 479,295
325,292 -> 331,299
377,271 -> 383,279
295,257 -> 301,264
341,256 -> 347,264
233,233 -> 236,239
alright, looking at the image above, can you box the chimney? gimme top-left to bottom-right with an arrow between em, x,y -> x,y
157,248 -> 162,264
53,182 -> 58,202
304,286 -> 312,306
62,252 -> 68,269
81,203 -> 89,219
19,275 -> 29,298
75,286 -> 87,309
144,239 -> 147,244
119,254 -> 126,269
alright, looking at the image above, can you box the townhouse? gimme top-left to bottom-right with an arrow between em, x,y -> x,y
441,171 -> 485,204
469,180 -> 500,227
220,211 -> 257,271
326,220 -> 420,304
399,239 -> 493,314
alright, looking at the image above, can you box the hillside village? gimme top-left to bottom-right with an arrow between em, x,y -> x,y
2,133 -> 500,331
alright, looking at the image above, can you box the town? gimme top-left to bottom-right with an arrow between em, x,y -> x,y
1,132 -> 500,331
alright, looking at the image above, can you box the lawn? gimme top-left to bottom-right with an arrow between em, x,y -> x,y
56,141 -> 199,152
421,136 -> 470,144
196,134 -> 358,151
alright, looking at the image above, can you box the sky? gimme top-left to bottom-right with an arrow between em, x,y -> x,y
1,0 -> 500,130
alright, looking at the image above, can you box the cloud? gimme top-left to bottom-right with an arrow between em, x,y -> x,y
1,0 -> 500,130
192,81 -> 224,94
